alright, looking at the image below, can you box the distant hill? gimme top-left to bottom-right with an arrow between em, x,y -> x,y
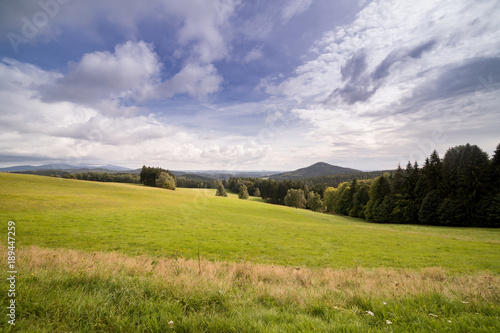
270,162 -> 361,180
0,164 -> 131,173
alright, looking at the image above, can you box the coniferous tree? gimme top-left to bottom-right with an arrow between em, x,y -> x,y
365,174 -> 391,223
215,181 -> 228,197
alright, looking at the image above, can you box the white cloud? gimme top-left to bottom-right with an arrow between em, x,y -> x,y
281,0 -> 313,23
0,58 -> 269,169
158,62 -> 222,98
261,0 -> 500,167
41,41 -> 161,107
243,46 -> 264,63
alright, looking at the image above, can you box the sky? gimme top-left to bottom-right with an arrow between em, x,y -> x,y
0,0 -> 499,171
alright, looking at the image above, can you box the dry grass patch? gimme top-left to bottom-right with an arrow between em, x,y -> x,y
17,246 -> 499,306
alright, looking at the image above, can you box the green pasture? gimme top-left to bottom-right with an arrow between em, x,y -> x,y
1,173 -> 499,272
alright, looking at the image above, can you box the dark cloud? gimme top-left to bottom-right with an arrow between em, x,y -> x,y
373,40 -> 436,80
330,51 -> 374,104
408,40 -> 436,59
405,57 -> 500,108
328,40 -> 438,105
340,52 -> 367,81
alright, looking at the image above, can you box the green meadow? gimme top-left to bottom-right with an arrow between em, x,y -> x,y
1,173 -> 499,332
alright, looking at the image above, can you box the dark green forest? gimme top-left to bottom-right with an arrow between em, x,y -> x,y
325,143 -> 500,227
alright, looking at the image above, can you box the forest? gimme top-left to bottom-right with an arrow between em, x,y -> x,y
222,143 -> 500,227
325,143 -> 500,227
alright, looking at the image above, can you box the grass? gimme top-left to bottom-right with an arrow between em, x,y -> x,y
0,173 -> 498,272
0,173 -> 499,331
1,246 -> 498,332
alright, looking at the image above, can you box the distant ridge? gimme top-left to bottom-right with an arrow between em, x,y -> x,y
270,162 -> 361,180
0,164 -> 131,173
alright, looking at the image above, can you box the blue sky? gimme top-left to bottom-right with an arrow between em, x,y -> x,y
0,0 -> 499,171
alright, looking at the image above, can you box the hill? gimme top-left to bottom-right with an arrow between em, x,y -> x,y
0,163 -> 131,173
270,162 -> 361,180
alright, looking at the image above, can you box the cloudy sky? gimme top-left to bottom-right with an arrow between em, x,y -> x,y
0,0 -> 499,171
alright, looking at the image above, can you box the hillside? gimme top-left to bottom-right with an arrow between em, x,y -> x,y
1,172 -> 497,270
1,173 -> 499,332
271,162 -> 361,180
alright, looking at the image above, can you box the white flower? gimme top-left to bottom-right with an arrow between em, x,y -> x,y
168,321 -> 174,325
366,310 -> 375,316
429,313 -> 438,317
386,320 -> 392,325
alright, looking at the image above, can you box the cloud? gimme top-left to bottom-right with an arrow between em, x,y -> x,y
40,41 -> 161,107
281,0 -> 313,23
158,62 -> 222,98
200,143 -> 271,165
261,0 -> 500,166
243,46 -> 264,63
0,57 -> 269,169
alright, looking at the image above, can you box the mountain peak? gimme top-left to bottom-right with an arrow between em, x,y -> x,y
270,162 -> 361,180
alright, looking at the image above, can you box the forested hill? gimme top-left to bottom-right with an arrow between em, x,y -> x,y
271,162 -> 361,180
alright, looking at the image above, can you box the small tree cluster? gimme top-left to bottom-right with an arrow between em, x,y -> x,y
140,166 -> 176,190
284,189 -> 307,208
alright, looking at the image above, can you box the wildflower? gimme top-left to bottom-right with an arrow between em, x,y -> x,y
382,302 -> 387,305
429,313 -> 438,317
386,320 -> 392,325
168,321 -> 174,325
366,310 -> 375,316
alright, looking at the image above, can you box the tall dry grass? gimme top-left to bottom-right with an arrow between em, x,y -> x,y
13,245 -> 499,308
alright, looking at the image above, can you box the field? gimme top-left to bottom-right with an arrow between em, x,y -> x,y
1,173 -> 499,332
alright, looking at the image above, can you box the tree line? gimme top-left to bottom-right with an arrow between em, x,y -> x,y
325,144 -> 500,227
64,172 -> 140,183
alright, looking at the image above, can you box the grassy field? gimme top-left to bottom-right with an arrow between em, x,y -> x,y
0,173 -> 499,331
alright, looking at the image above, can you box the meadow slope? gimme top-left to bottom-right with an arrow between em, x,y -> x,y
0,173 -> 499,271
0,173 -> 499,332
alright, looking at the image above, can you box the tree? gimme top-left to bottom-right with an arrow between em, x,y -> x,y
418,190 -> 441,225
350,181 -> 370,218
253,188 -> 261,197
284,189 -> 307,208
215,181 -> 227,197
324,187 -> 337,212
156,171 -> 176,190
307,191 -> 323,212
238,184 -> 249,199
365,175 -> 391,223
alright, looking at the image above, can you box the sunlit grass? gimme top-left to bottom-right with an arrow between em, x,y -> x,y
0,173 -> 499,331
1,246 -> 498,332
1,173 -> 499,272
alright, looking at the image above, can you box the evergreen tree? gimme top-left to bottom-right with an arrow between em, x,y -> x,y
215,181 -> 228,197
253,188 -> 261,197
365,175 -> 391,223
419,190 -> 442,225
